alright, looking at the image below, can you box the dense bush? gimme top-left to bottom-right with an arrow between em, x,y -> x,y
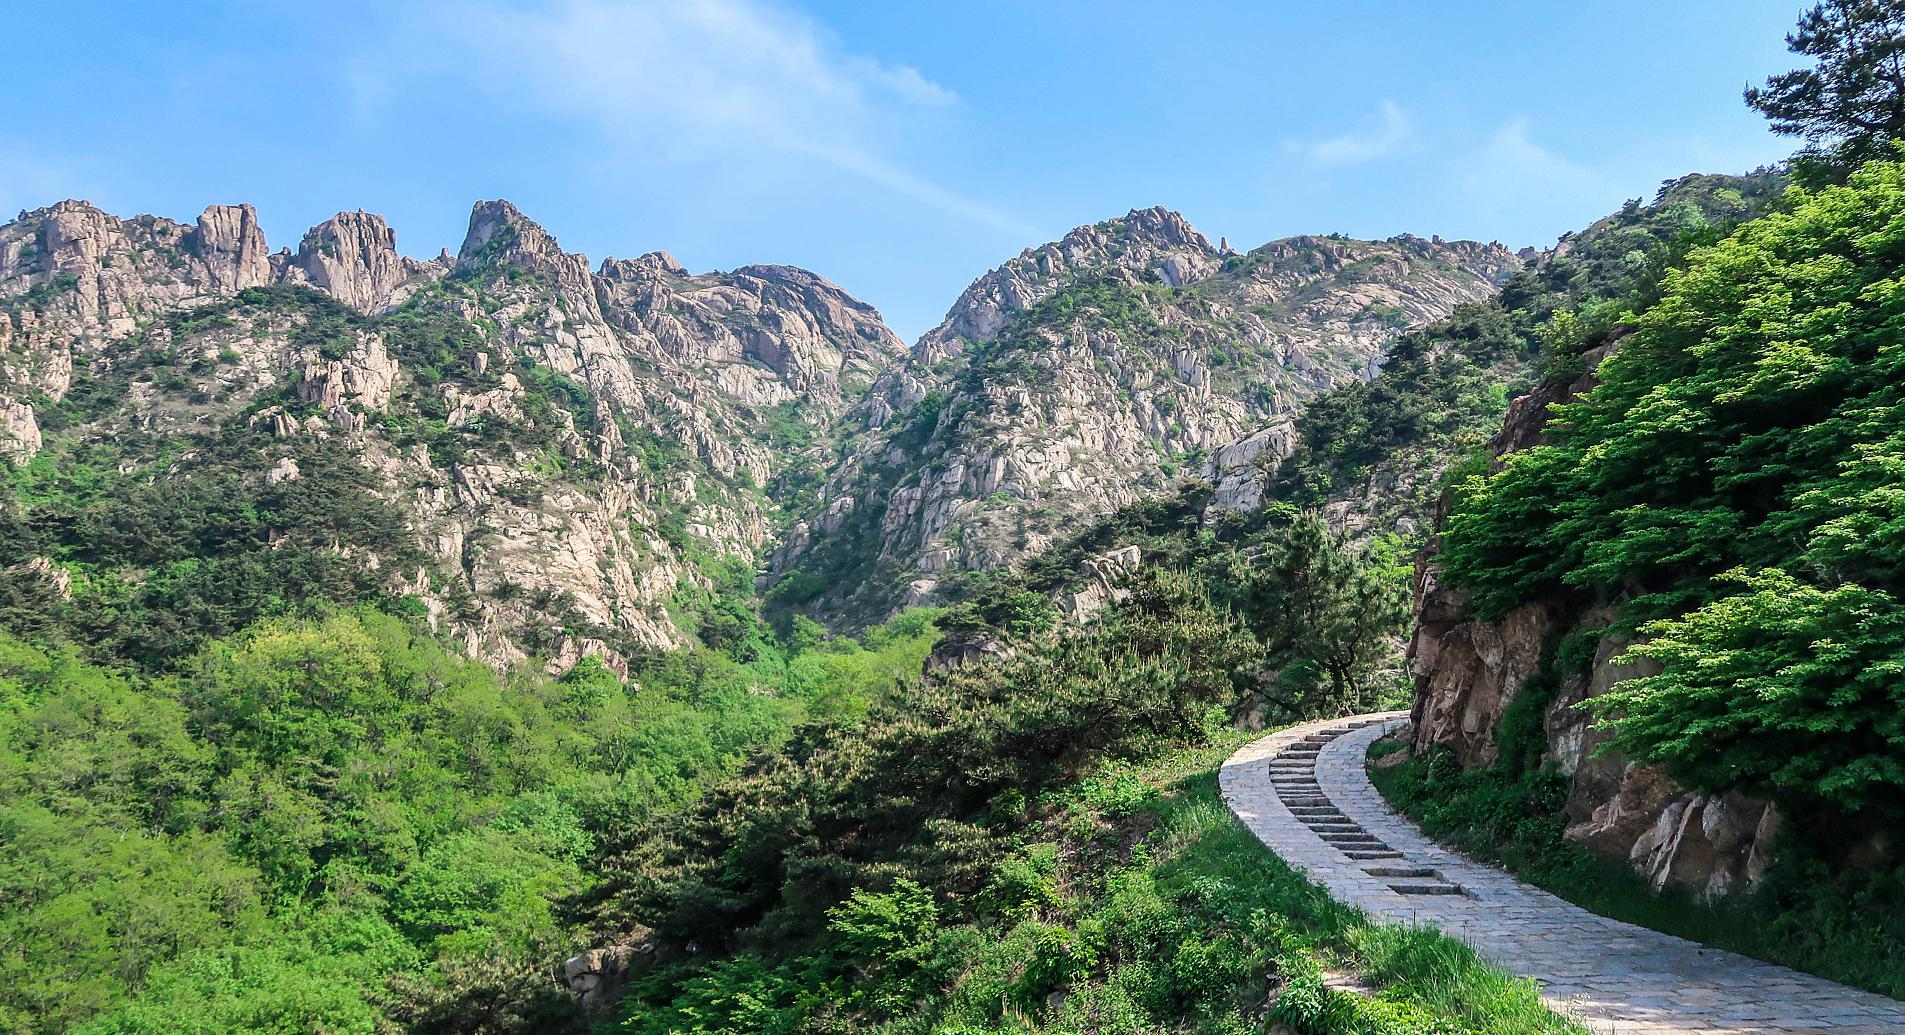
0,603 -> 941,1032
1441,159 -> 1905,818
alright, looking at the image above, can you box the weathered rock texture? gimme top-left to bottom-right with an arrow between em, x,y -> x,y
775,208 -> 1519,622
0,198 -> 906,671
1406,340 -> 1781,898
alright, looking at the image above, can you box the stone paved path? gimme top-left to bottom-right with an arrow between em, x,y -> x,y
1221,712 -> 1905,1034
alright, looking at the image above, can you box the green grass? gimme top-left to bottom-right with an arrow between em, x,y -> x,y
1128,738 -> 1585,1035
1367,740 -> 1905,1003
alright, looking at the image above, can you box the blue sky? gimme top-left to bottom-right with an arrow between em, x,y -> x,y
6,1 -> 1802,339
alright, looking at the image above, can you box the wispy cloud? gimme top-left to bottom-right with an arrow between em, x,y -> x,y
429,0 -> 1028,236
1293,100 -> 1413,164
1468,119 -> 1605,197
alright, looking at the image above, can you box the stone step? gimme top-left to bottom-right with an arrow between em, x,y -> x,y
1389,882 -> 1465,897
1363,866 -> 1434,878
1320,832 -> 1384,845
1344,850 -> 1404,860
1282,796 -> 1331,808
1306,823 -> 1363,833
1287,808 -> 1343,818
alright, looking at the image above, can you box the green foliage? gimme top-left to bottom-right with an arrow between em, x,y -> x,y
0,601 -> 940,1032
601,733 -> 1577,1035
1440,158 -> 1905,817
0,430 -> 425,668
1229,512 -> 1410,714
1597,569 -> 1905,814
568,567 -> 1579,1034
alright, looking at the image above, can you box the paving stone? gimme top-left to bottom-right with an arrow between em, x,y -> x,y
1219,712 -> 1905,1034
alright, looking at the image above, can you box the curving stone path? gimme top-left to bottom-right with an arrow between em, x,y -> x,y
1221,712 -> 1905,1034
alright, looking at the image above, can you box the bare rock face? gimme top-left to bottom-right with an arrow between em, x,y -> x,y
0,398 -> 40,462
780,208 -> 1520,622
289,210 -> 411,312
0,196 -> 909,671
562,939 -> 647,1011
1406,346 -> 1780,897
1202,422 -> 1298,513
1406,570 -> 1554,769
1058,544 -> 1142,621
191,204 -> 272,294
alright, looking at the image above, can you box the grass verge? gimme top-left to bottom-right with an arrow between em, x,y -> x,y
1366,739 -> 1905,1002
613,730 -> 1588,1034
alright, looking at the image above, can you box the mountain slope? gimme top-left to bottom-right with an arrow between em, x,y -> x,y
770,207 -> 1520,624
0,199 -> 906,670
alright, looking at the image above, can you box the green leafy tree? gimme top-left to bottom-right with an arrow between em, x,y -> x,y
1441,157 -> 1905,816
1596,569 -> 1905,815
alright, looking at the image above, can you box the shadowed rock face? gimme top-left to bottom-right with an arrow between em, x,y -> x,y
1405,348 -> 1781,899
0,197 -> 906,671
774,207 -> 1520,623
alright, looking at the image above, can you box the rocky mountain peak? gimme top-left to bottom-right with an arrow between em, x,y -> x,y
914,207 -> 1224,363
190,204 -> 271,294
456,199 -> 570,273
619,250 -> 691,279
1114,205 -> 1216,254
289,210 -> 408,312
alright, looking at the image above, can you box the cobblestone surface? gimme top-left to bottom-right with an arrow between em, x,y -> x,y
1220,713 -> 1905,1034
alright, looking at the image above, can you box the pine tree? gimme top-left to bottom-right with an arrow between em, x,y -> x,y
1747,0 -> 1905,175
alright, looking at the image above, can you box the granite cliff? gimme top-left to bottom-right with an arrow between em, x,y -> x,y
769,207 -> 1519,623
0,199 -> 905,670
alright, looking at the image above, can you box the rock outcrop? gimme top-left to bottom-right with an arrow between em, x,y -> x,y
284,210 -> 418,312
1406,339 -> 1781,898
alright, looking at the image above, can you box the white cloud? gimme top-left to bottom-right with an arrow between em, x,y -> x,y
854,60 -> 959,108
1295,100 -> 1413,164
1468,119 -> 1606,198
431,0 -> 1027,235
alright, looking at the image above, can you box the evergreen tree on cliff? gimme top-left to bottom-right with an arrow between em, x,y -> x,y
1748,0 -> 1905,176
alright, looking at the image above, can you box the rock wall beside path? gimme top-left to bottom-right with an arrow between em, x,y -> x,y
1405,342 -> 1780,899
